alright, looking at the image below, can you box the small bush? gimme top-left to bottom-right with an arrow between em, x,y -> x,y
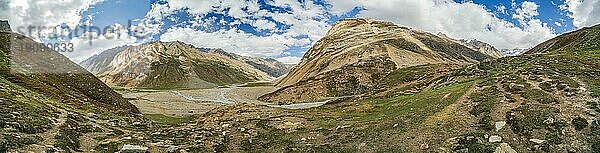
523,89 -> 556,104
539,82 -> 553,92
572,117 -> 588,131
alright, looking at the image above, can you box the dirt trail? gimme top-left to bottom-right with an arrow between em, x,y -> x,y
17,104 -> 68,152
400,84 -> 478,151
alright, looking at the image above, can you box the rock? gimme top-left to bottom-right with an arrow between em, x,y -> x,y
221,124 -> 230,128
420,143 -> 429,150
167,146 -> 178,153
121,144 -> 148,153
0,20 -> 10,32
494,143 -> 517,153
529,139 -> 545,144
495,121 -> 506,131
489,135 -> 502,143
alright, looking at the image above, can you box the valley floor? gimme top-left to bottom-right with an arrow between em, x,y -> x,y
119,86 -> 276,116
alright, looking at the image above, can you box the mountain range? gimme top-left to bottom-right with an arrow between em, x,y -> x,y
261,18 -> 502,104
80,41 -> 290,89
244,19 -> 599,152
1,18 -> 599,152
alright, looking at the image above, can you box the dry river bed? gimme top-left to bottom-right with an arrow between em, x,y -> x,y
117,86 -> 335,116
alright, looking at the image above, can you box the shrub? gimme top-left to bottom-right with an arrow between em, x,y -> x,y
572,117 -> 588,131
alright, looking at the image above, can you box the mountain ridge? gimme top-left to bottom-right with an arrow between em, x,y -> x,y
262,18 -> 500,104
80,41 -> 291,89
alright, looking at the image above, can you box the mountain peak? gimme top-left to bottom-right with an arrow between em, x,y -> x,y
0,20 -> 11,32
267,19 -> 497,104
326,18 -> 409,36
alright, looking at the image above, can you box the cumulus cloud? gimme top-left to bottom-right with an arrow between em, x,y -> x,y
496,5 -> 507,15
327,0 -> 556,49
146,0 -> 331,57
513,1 -> 539,25
562,0 -> 600,28
160,27 -> 311,57
0,0 -> 105,40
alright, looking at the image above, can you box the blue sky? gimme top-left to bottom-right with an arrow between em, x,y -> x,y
1,0 -> 599,63
464,0 -> 577,33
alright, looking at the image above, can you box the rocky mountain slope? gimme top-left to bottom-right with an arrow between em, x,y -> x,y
0,30 -> 138,114
1,25 -> 141,152
261,18 -> 499,104
80,41 -> 290,89
526,24 -> 600,56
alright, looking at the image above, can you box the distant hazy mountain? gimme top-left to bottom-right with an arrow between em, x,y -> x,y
436,32 -> 504,59
459,39 -> 504,58
260,18 -> 499,104
501,48 -> 529,56
80,41 -> 290,89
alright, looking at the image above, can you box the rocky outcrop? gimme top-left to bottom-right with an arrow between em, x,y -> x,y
261,18 -> 496,104
460,39 -> 504,58
0,20 -> 10,32
80,41 -> 290,89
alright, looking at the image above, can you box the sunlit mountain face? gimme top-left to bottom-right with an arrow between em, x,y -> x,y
1,0 -> 597,64
1,0 -> 599,153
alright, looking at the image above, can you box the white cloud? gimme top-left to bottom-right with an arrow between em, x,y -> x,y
253,20 -> 277,31
496,5 -> 507,14
327,0 -> 556,49
562,0 -> 600,28
0,0 -> 106,40
0,0 -> 145,63
146,0 -> 332,57
276,56 -> 302,64
513,1 -> 539,25
160,27 -> 311,57
555,21 -> 562,26
64,24 -> 139,63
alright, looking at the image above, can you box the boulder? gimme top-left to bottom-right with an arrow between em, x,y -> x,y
121,144 -> 149,153
489,135 -> 502,143
495,121 -> 506,131
494,143 -> 517,153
